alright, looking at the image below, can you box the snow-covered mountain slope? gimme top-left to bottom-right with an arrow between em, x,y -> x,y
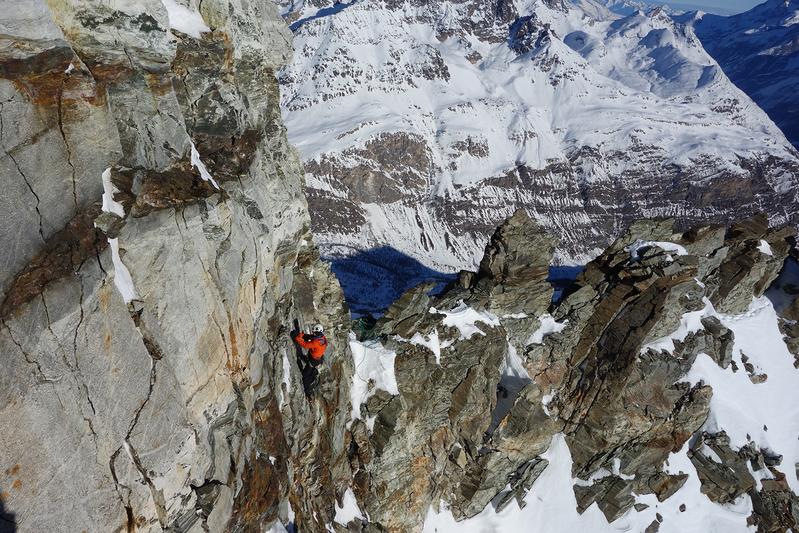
278,0 -> 799,288
685,0 -> 799,149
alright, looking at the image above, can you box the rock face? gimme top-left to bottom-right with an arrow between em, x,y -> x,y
0,1 -> 354,531
278,0 -> 799,290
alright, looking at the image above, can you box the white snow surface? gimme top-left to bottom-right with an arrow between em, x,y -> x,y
281,348 -> 292,403
526,314 -> 569,345
101,167 -> 124,217
348,334 -> 398,424
424,433 -> 753,532
109,238 -> 137,304
642,297 -> 714,353
279,0 -> 799,275
685,296 -> 799,493
433,301 -> 500,340
627,239 -> 688,262
334,488 -> 365,526
190,141 -> 220,189
757,239 -> 773,256
264,520 -> 289,533
161,0 -> 210,38
408,329 -> 445,365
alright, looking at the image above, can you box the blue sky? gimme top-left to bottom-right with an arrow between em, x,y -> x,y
656,0 -> 762,14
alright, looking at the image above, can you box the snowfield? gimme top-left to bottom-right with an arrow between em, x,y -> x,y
278,0 -> 799,285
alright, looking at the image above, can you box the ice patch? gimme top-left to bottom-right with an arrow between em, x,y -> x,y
161,0 -> 210,38
349,334 -> 398,425
432,301 -> 500,340
626,240 -> 688,262
334,488 -> 365,525
526,314 -> 568,345
757,239 -> 773,256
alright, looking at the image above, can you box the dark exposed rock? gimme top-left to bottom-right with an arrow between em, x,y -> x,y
0,202 -> 107,320
689,432 -> 755,504
749,473 -> 799,533
574,476 -> 636,522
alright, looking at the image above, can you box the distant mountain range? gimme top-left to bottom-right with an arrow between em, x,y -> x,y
685,0 -> 799,148
278,0 -> 799,296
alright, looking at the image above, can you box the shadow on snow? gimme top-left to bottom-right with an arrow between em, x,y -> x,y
289,0 -> 357,32
326,246 -> 457,317
326,246 -> 586,317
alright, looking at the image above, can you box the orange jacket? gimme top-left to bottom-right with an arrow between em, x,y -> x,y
294,332 -> 328,361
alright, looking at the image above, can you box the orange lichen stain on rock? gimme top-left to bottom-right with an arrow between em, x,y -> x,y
5,464 -> 20,476
98,284 -> 114,353
143,71 -> 173,96
0,491 -> 8,501
12,479 -> 22,490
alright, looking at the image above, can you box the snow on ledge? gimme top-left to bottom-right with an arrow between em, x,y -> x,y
101,167 -> 124,217
334,488 -> 365,526
348,334 -> 398,427
757,239 -> 773,256
432,301 -> 500,340
408,329 -> 448,365
641,298 -> 715,354
109,238 -> 137,304
99,167 -> 137,303
161,0 -> 210,38
526,314 -> 568,345
626,239 -> 688,262
190,141 -> 220,189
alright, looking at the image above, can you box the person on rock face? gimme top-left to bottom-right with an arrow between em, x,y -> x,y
292,323 -> 328,396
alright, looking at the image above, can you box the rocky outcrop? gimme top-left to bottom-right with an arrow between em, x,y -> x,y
338,210 -> 798,531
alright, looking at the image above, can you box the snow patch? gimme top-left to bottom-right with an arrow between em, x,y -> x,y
526,314 -> 568,345
683,297 -> 799,493
109,238 -> 137,304
190,141 -> 220,189
757,239 -> 773,256
281,348 -> 292,403
101,167 -> 125,217
641,298 -> 714,354
432,301 -> 500,340
161,0 -> 210,38
626,240 -> 688,262
424,433 -> 754,532
334,488 -> 365,525
349,334 -> 398,425
408,329 -> 445,365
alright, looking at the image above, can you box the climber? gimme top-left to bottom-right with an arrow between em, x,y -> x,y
294,324 -> 328,364
291,323 -> 328,397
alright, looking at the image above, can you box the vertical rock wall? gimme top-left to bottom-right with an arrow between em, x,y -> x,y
0,1 -> 354,531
